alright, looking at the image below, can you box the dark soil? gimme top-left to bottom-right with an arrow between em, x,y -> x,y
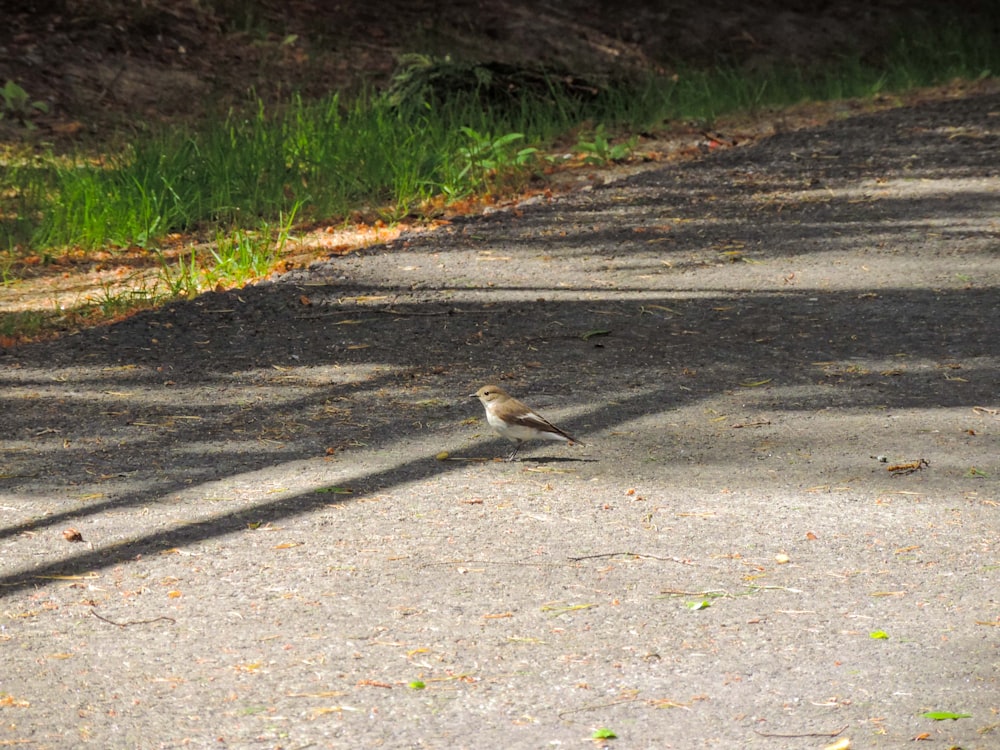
1,3 -> 999,749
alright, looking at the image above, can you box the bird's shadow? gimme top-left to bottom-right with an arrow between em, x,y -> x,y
456,454 -> 596,464
514,455 -> 597,464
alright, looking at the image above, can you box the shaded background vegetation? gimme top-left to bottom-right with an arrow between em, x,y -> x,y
3,0 -> 998,140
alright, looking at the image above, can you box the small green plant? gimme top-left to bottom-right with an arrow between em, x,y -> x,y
90,280 -> 162,318
445,126 -> 539,196
206,228 -> 274,287
156,205 -> 297,297
91,283 -> 128,318
575,125 -> 635,165
0,310 -> 50,340
0,250 -> 17,286
156,230 -> 275,296
156,247 -> 202,298
0,80 -> 48,128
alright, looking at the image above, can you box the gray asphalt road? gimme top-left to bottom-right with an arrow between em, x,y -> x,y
1,88 -> 998,749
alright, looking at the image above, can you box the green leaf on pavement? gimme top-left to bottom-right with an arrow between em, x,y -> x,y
921,711 -> 971,721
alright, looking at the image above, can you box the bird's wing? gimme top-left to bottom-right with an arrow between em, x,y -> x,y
508,410 -> 582,444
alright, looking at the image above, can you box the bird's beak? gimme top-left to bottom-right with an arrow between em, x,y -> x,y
468,393 -> 478,399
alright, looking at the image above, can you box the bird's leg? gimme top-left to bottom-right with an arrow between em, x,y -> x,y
505,442 -> 522,462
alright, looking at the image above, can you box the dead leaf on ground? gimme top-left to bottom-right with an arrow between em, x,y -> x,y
887,459 -> 929,475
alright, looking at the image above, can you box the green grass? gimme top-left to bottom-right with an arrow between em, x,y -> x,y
1,13 -> 997,262
0,309 -> 52,341
157,204 -> 299,297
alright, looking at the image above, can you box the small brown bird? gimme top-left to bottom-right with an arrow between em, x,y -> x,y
471,384 -> 582,461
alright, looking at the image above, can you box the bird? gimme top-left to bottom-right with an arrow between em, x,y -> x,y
471,384 -> 583,461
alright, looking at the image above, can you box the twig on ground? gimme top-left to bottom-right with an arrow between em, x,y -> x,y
661,588 -> 733,597
660,584 -> 803,597
91,611 -> 176,628
753,725 -> 848,738
418,559 -> 560,568
557,696 -> 640,718
298,307 -> 479,319
568,552 -> 696,565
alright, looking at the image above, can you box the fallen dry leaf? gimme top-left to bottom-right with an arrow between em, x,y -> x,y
888,459 -> 929,475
